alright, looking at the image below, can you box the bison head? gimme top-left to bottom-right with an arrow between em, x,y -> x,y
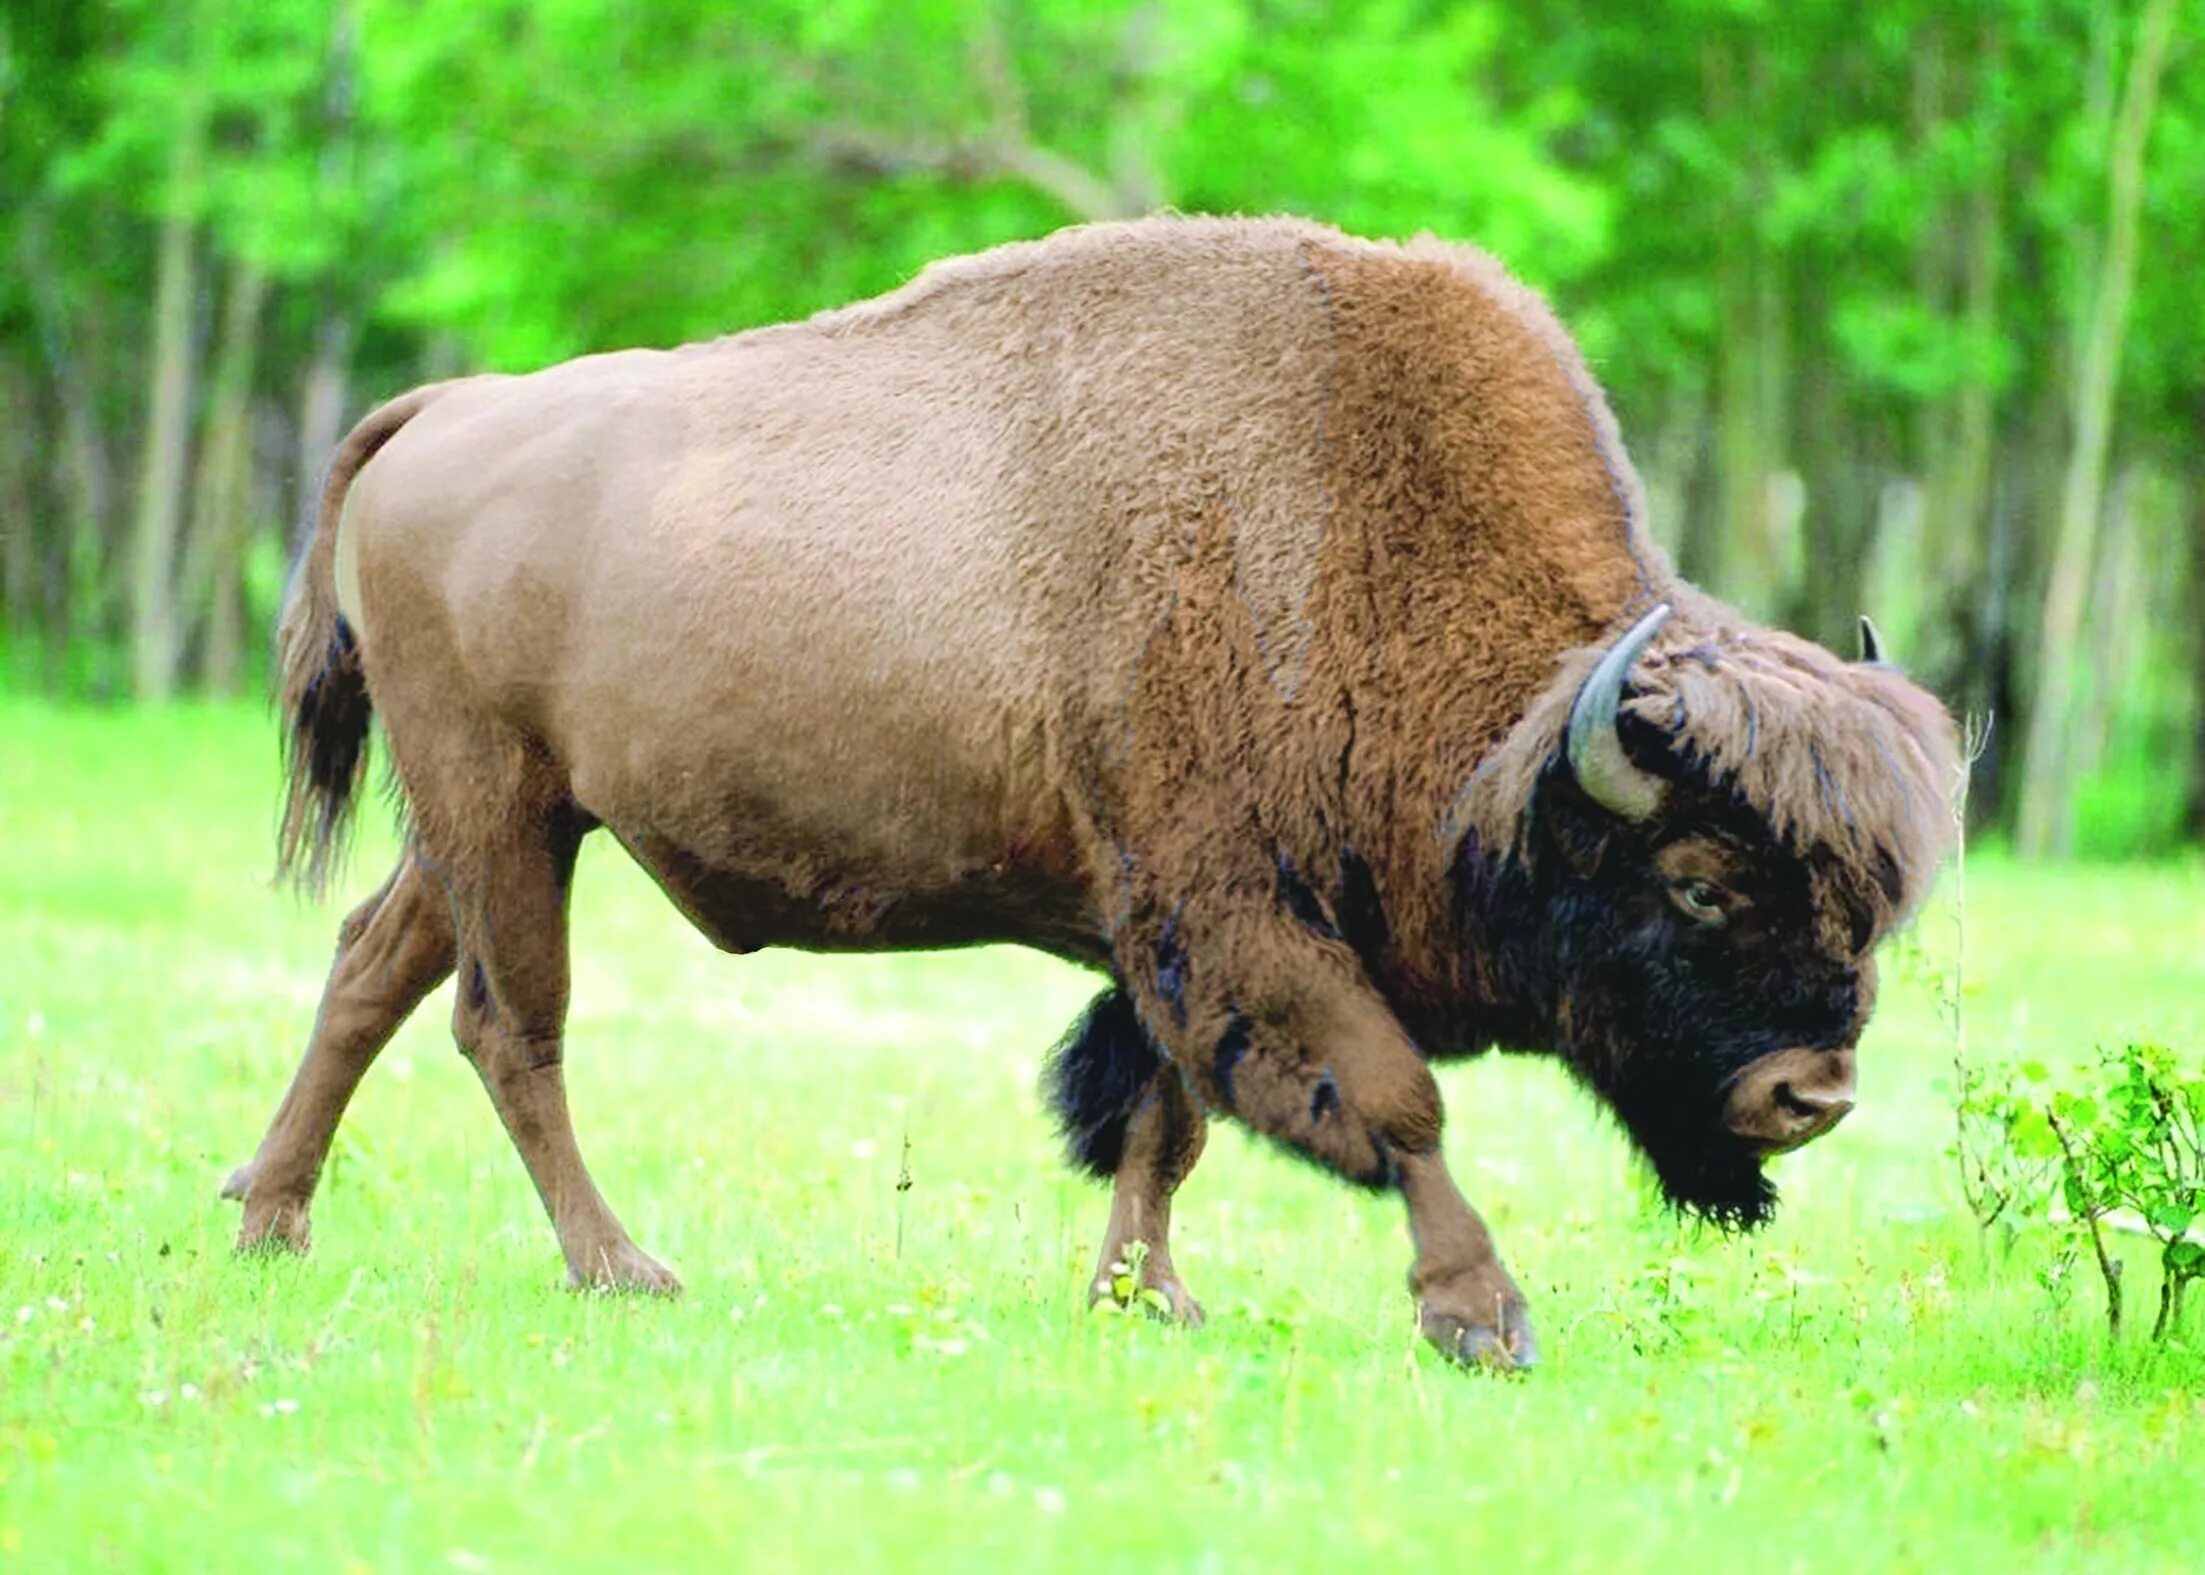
1459,602 -> 1958,1229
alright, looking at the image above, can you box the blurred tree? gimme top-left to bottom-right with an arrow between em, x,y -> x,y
3,4 -> 126,690
115,8 -> 210,702
2016,0 -> 2181,856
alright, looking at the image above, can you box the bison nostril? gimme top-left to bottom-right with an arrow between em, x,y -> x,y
1773,1081 -> 1818,1119
1773,1080 -> 1853,1127
1730,1060 -> 1858,1151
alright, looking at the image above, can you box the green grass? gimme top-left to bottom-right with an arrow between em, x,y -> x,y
3,701 -> 2203,1572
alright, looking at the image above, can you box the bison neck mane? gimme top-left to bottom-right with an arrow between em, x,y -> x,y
1233,230 -> 1671,1005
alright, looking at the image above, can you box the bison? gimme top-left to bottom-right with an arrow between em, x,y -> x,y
223,216 -> 1959,1369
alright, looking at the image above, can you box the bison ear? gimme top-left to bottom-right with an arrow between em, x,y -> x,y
1566,602 -> 1672,822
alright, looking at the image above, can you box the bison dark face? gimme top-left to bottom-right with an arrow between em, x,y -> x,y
1465,604 -> 1892,1230
1533,768 -> 1875,1229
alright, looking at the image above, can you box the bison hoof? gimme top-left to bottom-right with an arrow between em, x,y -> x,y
233,1200 -> 313,1256
1418,1293 -> 1537,1372
1090,1269 -> 1206,1328
224,1160 -> 316,1255
568,1242 -> 682,1297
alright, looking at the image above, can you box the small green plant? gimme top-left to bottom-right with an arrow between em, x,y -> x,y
2047,1043 -> 2205,1343
1098,1238 -> 1175,1320
1952,1057 -> 2059,1246
1616,1253 -> 1715,1354
2033,1234 -> 2082,1320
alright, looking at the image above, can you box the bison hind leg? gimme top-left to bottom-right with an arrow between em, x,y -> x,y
1042,987 -> 1164,1177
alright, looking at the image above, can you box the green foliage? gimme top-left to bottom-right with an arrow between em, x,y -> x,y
1950,1037 -> 2205,1345
1,0 -> 2201,844
347,0 -> 1613,369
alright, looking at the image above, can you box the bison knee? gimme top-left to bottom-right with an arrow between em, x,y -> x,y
450,958 -> 497,1063
1212,1041 -> 1435,1190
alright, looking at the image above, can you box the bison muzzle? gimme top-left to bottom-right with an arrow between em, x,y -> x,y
223,216 -> 1959,1371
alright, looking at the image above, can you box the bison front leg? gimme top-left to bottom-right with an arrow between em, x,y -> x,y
1130,916 -> 1534,1370
1397,1149 -> 1535,1369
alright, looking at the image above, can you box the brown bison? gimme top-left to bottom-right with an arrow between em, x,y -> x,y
223,216 -> 1958,1370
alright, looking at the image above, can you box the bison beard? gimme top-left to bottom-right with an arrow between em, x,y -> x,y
1549,885 -> 1784,1231
1583,1046 -> 1777,1231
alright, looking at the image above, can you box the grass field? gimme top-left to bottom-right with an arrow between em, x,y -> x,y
3,701 -> 2203,1571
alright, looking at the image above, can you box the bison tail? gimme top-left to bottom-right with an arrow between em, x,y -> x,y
273,381 -> 456,896
1041,987 -> 1166,1178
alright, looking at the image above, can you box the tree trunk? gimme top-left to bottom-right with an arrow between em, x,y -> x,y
1672,400 -> 1720,586
1945,20 -> 2005,607
1790,301 -> 1871,652
292,4 -> 361,551
1752,74 -> 1798,626
2015,0 -> 2177,857
1941,102 -> 2002,684
128,110 -> 208,702
180,255 -> 270,693
292,313 -> 354,549
2077,462 -> 2146,786
1704,36 -> 1769,613
17,206 -> 118,680
0,359 -> 39,681
1910,20 -> 1954,662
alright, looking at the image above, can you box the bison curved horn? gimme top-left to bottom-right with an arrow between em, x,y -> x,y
1857,613 -> 1891,667
1566,602 -> 1672,822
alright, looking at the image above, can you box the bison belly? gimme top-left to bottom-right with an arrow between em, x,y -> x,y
611,822 -> 1101,961
553,598 -> 1100,961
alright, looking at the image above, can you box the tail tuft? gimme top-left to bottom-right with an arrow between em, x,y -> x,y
1041,987 -> 1165,1178
275,616 -> 371,896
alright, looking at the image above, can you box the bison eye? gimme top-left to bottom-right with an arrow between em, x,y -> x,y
1670,877 -> 1730,925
